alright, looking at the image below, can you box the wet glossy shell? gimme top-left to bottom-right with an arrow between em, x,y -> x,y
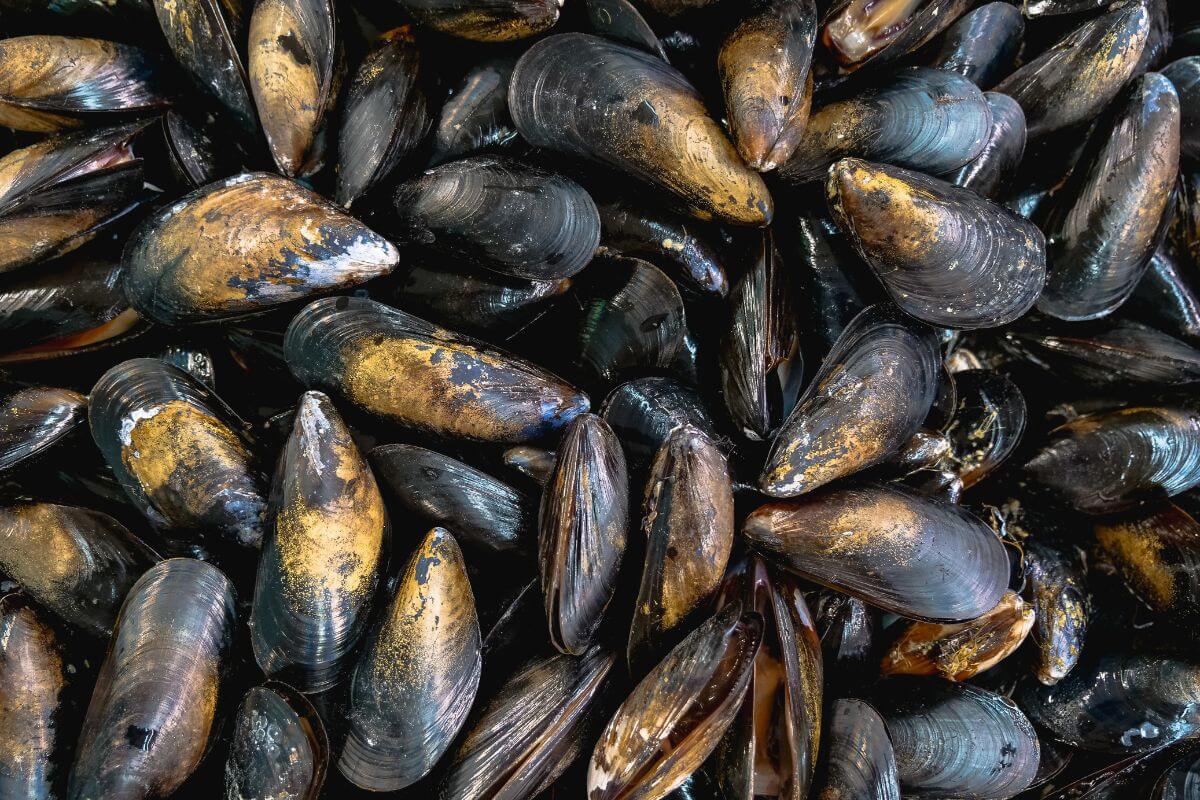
1172,171 -> 1200,271
1094,503 -> 1200,623
994,4 -> 1149,139
1154,748 -> 1200,799
509,33 -> 773,226
1025,407 -> 1200,514
1022,0 -> 1108,16
600,376 -> 715,471
588,604 -> 763,800
123,172 -> 399,325
1037,73 -> 1180,322
1005,320 -> 1200,387
826,158 -> 1046,330
928,2 -> 1023,90
874,678 -> 1040,799
0,595 -> 65,800
89,358 -> 268,547
250,392 -> 386,693
371,442 -> 534,555
1020,653 -> 1200,754
0,386 -> 86,474
781,68 -> 991,183
394,156 -> 600,282
503,445 -> 556,487
587,0 -> 667,60
539,413 -> 628,655
813,698 -> 900,800
394,0 -> 561,41
822,0 -> 976,72
339,528 -> 480,791
813,590 -> 877,681
1022,540 -> 1087,686
68,559 -> 237,800
629,425 -> 734,672
719,0 -> 817,172
430,57 -> 516,168
1128,249 -> 1200,345
440,647 -> 615,800
0,502 -> 158,638
759,304 -> 940,497
337,28 -> 430,207
598,199 -> 728,296
398,258 -> 570,335
224,683 -> 328,800
945,369 -> 1026,488
742,483 -> 1009,622
1163,57 -> 1200,162
947,92 -> 1026,200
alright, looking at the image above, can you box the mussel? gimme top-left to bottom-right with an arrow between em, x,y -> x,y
429,56 -> 516,168
946,92 -> 1026,200
597,199 -> 728,296
812,590 -> 878,686
1093,502 -> 1200,624
811,698 -> 900,800
600,376 -> 716,472
1127,249 -> 1200,345
821,0 -> 976,72
1005,320 -> 1200,387
1022,538 -> 1089,686
0,386 -> 86,474
944,369 -> 1026,488
928,2 -> 1023,90
122,172 -> 399,325
391,0 -> 561,41
224,683 -> 328,800
1163,57 -> 1200,161
587,0 -> 668,60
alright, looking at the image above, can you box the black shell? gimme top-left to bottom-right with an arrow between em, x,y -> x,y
224,683 -> 328,800
1126,249 -> 1200,345
600,376 -> 716,472
812,698 -> 901,800
598,198 -> 728,296
946,92 -> 1026,200
0,386 -> 86,474
945,369 -> 1026,489
1022,539 -> 1088,686
928,2 -> 1024,90
1093,502 -> 1200,624
429,57 -> 516,167
1163,56 -> 1200,162
587,0 -> 667,60
392,0 -> 561,41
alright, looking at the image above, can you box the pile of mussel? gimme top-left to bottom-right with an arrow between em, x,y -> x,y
5,0 -> 1200,798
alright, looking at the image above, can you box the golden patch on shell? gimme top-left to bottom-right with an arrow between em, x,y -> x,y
0,38 -> 130,105
827,159 -> 942,264
0,601 -> 64,773
0,504 -> 87,598
1095,514 -> 1180,608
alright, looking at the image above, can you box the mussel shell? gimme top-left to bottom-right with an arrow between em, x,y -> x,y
1022,539 -> 1088,686
68,558 -> 237,800
597,198 -> 728,296
1019,652 -> 1200,754
759,304 -> 940,497
821,0 -> 976,72
994,4 -> 1150,139
1093,502 -> 1200,623
370,442 -> 534,555
0,36 -> 169,132
250,391 -> 386,693
1153,747 -> 1200,798
503,444 -> 556,486
0,502 -> 158,638
397,258 -> 571,334
743,483 -> 1009,622
587,603 -> 763,800
439,646 -> 615,800
826,158 -> 1046,329
945,368 -> 1025,488
1005,319 -> 1200,387
539,413 -> 628,655
1021,0 -> 1108,17
248,0 -> 337,177
0,386 -> 86,474
283,296 -> 589,442
224,683 -> 328,800
719,0 -> 817,172
812,590 -> 878,683
1126,249 -> 1200,345
339,527 -> 481,791
429,56 -> 516,168
790,209 -> 880,355
781,67 -> 992,184
393,0 -> 561,41
89,357 -> 268,547
599,376 -> 716,471
891,428 -> 952,473
628,425 -> 734,672
1037,73 -> 1180,322
1042,739 -> 1200,799
946,92 -> 1026,200
393,156 -> 600,282
874,677 -> 1039,799
928,2 -> 1023,90
0,595 -> 65,800
122,172 -> 398,325
1162,57 -> 1200,162
1025,406 -> 1200,514
336,27 -> 430,207
637,0 -> 718,14
812,698 -> 900,800
163,111 -> 222,190
587,0 -> 668,60
509,33 -> 773,226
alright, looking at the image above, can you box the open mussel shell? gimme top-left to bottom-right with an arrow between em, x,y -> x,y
393,0 -> 561,41
1025,406 -> 1200,514
944,368 -> 1025,489
1019,652 -> 1200,754
123,172 -> 398,325
1022,539 -> 1088,686
68,558 -> 237,800
718,0 -> 816,172
0,36 -> 169,132
629,425 -> 734,673
812,698 -> 900,800
0,595 -> 66,800
339,527 -> 481,791
597,199 -> 727,297
336,27 -> 430,207
576,256 -> 685,384
743,483 -> 1009,621
813,590 -> 878,686
89,357 -> 268,547
540,413 -> 628,655
600,376 -> 716,472
826,158 -> 1046,330
946,92 -> 1026,200
1037,73 -> 1180,322
225,682 -> 328,800
994,4 -> 1150,139
430,56 -> 516,168
1006,319 -> 1200,387
1163,57 -> 1200,161
440,646 -> 615,800
153,0 -> 257,139
873,677 -> 1039,799
284,296 -> 589,442
1127,249 -> 1200,346
821,0 -> 975,73
0,386 -> 86,474
394,156 -> 600,282
780,67 -> 991,184
587,0 -> 667,60
712,557 -> 823,800
509,33 -> 773,226
371,442 -> 534,555
0,122 -> 146,274
759,304 -> 940,497
0,502 -> 158,637
928,2 -> 1023,90
1094,502 -> 1200,624
248,0 -> 337,178
720,232 -> 802,441
588,603 -> 763,800
881,590 -> 1034,681
250,391 -> 386,693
